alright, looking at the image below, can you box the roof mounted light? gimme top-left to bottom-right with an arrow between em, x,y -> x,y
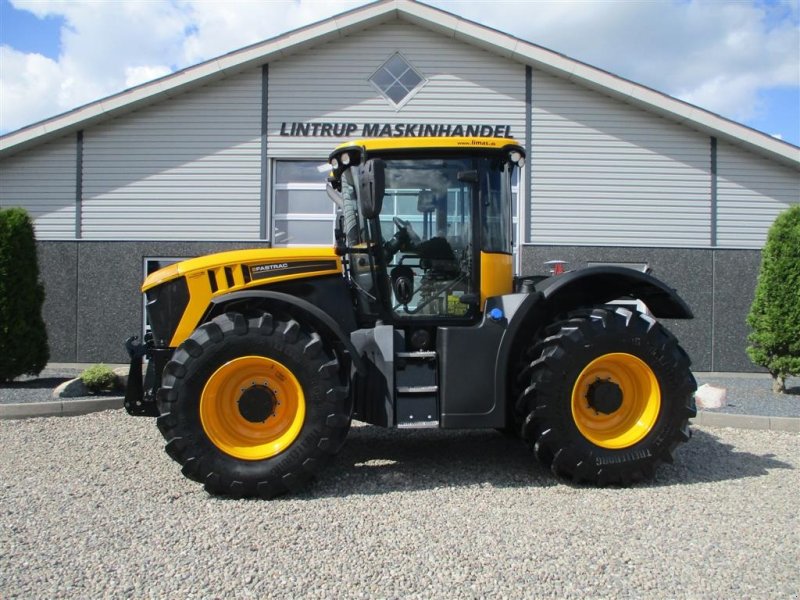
330,157 -> 339,170
509,150 -> 525,167
341,152 -> 351,166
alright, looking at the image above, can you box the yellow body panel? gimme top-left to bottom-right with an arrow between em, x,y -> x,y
142,247 -> 339,291
144,247 -> 342,347
333,136 -> 520,156
480,252 -> 513,307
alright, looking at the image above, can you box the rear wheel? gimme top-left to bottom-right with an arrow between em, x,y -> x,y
517,307 -> 696,485
155,311 -> 351,498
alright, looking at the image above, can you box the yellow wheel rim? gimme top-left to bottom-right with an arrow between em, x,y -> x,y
200,356 -> 305,460
571,353 -> 660,450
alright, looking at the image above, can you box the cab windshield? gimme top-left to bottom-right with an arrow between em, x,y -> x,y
381,157 -> 475,254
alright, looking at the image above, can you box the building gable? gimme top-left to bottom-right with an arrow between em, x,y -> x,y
268,20 -> 526,157
1,0 -> 797,171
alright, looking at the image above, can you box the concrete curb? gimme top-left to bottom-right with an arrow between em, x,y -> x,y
692,411 -> 800,432
1,398 -> 798,432
0,397 -> 124,420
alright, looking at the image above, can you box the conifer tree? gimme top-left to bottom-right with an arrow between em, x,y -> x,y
746,205 -> 800,393
0,208 -> 50,382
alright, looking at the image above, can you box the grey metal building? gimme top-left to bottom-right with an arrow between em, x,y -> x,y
1,0 -> 798,371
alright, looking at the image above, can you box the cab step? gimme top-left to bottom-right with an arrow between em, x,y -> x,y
395,349 -> 439,428
397,420 -> 440,429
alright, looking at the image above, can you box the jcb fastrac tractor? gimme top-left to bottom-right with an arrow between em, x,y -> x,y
125,136 -> 696,498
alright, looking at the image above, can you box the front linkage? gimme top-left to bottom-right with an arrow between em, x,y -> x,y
124,334 -> 170,417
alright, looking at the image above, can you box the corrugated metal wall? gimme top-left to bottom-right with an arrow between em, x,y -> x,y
530,69 -> 712,247
268,21 -> 527,157
0,135 -> 76,238
81,70 -> 262,240
717,140 -> 800,248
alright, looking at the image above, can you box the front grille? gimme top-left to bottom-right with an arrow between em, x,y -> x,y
146,276 -> 190,347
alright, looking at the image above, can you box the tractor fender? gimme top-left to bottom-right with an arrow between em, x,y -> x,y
206,289 -> 367,375
536,266 -> 693,319
492,266 -> 692,424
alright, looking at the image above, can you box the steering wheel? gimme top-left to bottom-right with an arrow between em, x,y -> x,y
392,216 -> 422,244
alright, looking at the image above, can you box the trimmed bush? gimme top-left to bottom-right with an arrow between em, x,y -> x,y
746,205 -> 800,393
0,208 -> 49,382
80,363 -> 117,394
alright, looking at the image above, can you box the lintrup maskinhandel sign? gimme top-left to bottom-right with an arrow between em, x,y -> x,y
279,122 -> 514,138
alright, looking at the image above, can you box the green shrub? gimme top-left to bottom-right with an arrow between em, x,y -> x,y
0,207 -> 49,383
80,364 -> 117,394
747,205 -> 800,393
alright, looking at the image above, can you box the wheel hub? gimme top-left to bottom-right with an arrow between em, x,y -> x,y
237,384 -> 276,423
585,378 -> 623,415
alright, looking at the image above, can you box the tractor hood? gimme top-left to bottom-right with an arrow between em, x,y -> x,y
142,247 -> 341,292
142,246 -> 343,349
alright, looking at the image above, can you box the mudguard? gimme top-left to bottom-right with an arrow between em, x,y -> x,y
534,266 -> 693,319
206,289 -> 367,375
491,266 -> 692,428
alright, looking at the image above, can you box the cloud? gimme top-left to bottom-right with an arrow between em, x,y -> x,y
429,0 -> 799,124
1,0 -> 366,134
177,0 -> 365,66
124,65 -> 173,88
0,47 -> 62,131
1,0 -> 798,139
2,0 -> 191,132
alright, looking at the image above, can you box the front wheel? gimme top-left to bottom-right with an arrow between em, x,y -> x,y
517,307 -> 696,485
155,311 -> 351,498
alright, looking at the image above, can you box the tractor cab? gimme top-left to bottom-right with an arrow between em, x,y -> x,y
327,138 -> 525,336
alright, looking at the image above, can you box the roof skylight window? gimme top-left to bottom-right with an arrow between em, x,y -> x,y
369,53 -> 426,107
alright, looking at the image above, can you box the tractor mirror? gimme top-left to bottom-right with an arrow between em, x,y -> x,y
358,159 -> 385,219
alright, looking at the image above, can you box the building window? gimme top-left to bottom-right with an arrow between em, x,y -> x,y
369,53 -> 426,107
272,160 -> 334,246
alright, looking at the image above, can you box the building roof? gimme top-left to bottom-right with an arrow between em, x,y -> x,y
1,0 -> 798,168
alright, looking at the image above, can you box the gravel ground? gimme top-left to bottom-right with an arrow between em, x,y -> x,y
1,411 -> 798,599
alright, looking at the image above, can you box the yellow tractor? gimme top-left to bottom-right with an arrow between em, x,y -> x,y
125,137 -> 696,498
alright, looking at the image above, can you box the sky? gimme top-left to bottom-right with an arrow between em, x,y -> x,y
1,0 -> 798,146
